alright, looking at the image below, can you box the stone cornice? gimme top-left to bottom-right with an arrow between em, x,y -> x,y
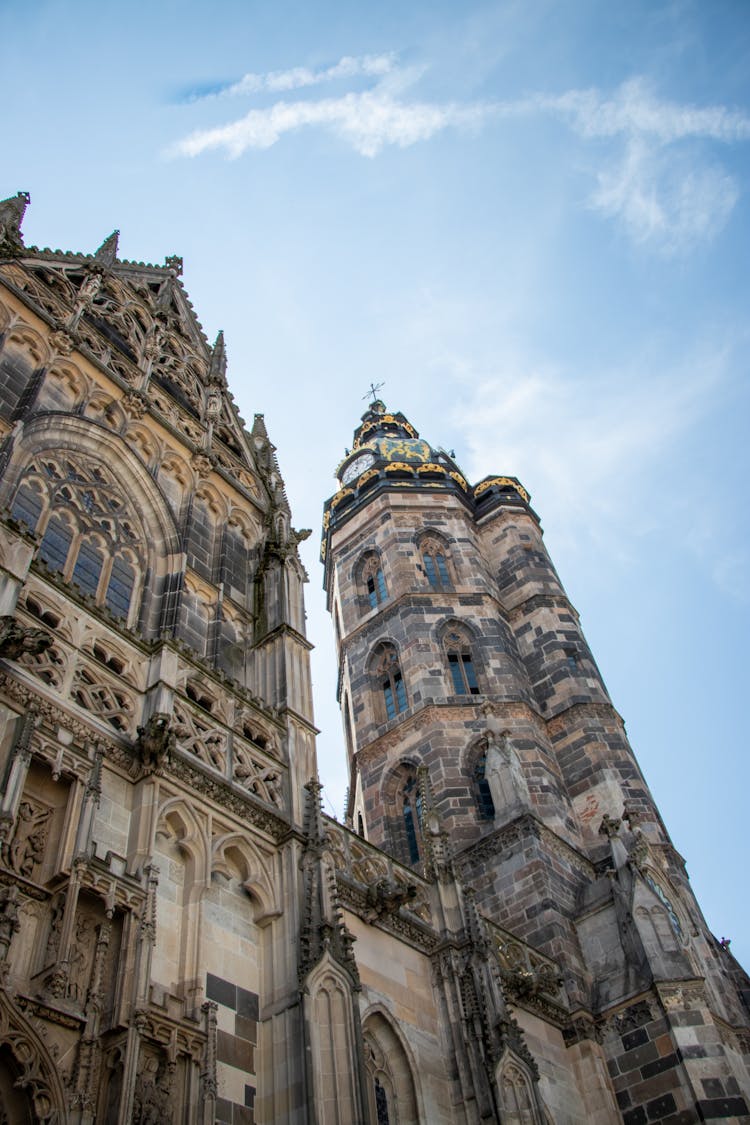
455,813 -> 596,881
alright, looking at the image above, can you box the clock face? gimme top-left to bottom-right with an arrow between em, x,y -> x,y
341,452 -> 375,485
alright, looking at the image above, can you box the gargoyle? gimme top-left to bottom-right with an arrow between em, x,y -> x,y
135,713 -> 175,774
365,878 -> 417,921
0,617 -> 52,660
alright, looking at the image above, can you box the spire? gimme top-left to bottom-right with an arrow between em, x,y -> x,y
0,192 -> 30,255
208,330 -> 227,385
93,230 -> 119,268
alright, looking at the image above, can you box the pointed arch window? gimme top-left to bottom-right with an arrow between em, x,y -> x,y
72,534 -> 105,596
374,1078 -> 390,1124
474,749 -> 495,821
9,454 -> 144,624
39,512 -> 74,574
360,553 -> 387,610
374,643 -> 407,720
402,773 -> 421,864
443,625 -> 480,695
421,535 -> 452,589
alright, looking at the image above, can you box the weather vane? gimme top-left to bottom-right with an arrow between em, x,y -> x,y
363,381 -> 384,404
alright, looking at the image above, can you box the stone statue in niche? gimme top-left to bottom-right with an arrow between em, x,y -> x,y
132,1054 -> 172,1125
68,914 -> 95,1003
6,799 -> 52,878
0,617 -> 52,661
481,703 -> 529,816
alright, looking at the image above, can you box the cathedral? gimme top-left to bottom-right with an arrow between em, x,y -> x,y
0,190 -> 747,1124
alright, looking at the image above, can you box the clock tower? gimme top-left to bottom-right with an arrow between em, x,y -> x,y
322,399 -> 750,1123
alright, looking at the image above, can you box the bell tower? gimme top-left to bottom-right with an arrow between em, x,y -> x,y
321,397 -> 643,867
322,400 -> 750,1122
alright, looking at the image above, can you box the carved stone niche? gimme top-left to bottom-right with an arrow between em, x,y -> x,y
131,1048 -> 174,1125
3,759 -> 72,886
31,891 -> 122,1017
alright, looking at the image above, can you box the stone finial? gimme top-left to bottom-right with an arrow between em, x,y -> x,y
0,192 -> 30,254
208,330 -> 227,384
93,230 -> 119,268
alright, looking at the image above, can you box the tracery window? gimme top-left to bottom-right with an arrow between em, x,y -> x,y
443,625 -> 480,696
498,1061 -> 538,1124
373,642 -> 407,720
360,552 -> 387,610
420,534 -> 452,589
9,453 -> 144,623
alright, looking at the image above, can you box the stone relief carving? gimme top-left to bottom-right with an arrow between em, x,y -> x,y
5,799 -> 52,879
67,913 -> 96,1003
132,1053 -> 173,1125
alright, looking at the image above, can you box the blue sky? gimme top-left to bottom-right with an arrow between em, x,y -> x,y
3,0 -> 749,964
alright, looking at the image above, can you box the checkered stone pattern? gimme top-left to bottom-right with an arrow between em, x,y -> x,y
206,973 -> 258,1124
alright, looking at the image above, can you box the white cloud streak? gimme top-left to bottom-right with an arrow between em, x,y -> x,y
538,77 -> 750,144
193,54 -> 397,101
171,89 -> 490,159
170,64 -> 750,251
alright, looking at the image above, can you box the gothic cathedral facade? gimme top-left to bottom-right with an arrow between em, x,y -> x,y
0,192 -> 747,1123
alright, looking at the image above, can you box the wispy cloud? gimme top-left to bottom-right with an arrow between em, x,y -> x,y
171,89 -> 490,159
453,347 -> 726,556
185,53 -> 397,102
589,137 -> 739,252
540,77 -> 750,144
535,78 -> 749,253
169,61 -> 750,251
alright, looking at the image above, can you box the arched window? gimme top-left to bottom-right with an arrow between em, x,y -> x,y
443,625 -> 480,695
105,552 -> 137,619
39,512 -> 74,574
402,773 -> 421,864
374,1077 -> 390,1124
373,643 -> 407,720
473,749 -> 495,820
72,534 -> 105,596
10,477 -> 44,529
420,535 -> 452,589
498,1060 -> 539,1124
360,553 -> 387,610
9,453 -> 144,624
363,1011 -> 420,1125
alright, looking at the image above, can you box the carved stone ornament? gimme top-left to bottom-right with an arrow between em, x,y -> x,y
364,878 -> 417,922
0,617 -> 52,661
132,1053 -> 173,1125
0,988 -> 68,1121
135,713 -> 175,775
122,389 -> 148,418
48,328 -> 74,356
190,451 -> 215,479
0,192 -> 30,255
5,799 -> 52,879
